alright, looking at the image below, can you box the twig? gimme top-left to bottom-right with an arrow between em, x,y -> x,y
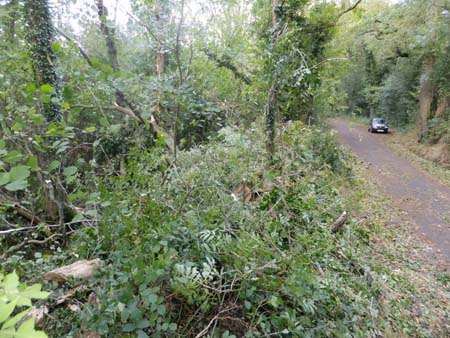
0,219 -> 99,235
1,230 -> 74,258
194,306 -> 239,338
175,186 -> 194,217
0,224 -> 59,235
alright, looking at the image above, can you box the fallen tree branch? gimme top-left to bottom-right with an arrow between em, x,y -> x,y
1,231 -> 74,258
12,203 -> 41,224
0,218 -> 99,235
330,211 -> 347,233
0,224 -> 58,235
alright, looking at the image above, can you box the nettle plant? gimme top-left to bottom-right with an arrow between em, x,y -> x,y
0,271 -> 49,338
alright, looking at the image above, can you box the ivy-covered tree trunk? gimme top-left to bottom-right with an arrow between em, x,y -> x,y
24,0 -> 61,122
265,0 -> 280,160
96,0 -> 127,108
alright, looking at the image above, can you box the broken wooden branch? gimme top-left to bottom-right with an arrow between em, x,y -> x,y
330,211 -> 347,233
12,203 -> 41,224
44,259 -> 103,282
0,232 -> 69,259
0,224 -> 59,235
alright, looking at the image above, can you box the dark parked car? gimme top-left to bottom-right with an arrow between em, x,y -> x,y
368,118 -> 389,133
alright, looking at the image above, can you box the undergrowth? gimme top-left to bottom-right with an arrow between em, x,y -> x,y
2,122 -> 447,337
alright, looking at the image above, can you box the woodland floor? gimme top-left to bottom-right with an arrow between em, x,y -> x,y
329,118 -> 450,271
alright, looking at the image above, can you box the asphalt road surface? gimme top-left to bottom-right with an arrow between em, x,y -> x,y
329,119 -> 450,265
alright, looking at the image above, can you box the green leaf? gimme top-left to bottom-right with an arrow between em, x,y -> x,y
26,84 -> 36,93
137,331 -> 149,338
3,272 -> 19,292
19,284 -> 50,302
15,318 -> 48,338
63,166 -> 77,177
5,180 -> 28,191
1,308 -> 31,329
0,326 -> 16,337
40,84 -> 54,94
99,117 -> 109,127
147,294 -> 158,306
85,126 -> 96,133
41,95 -> 51,104
48,160 -> 60,171
136,320 -> 150,329
12,122 -> 23,131
63,86 -> 74,101
30,114 -> 44,126
0,173 -> 9,186
9,166 -> 30,181
52,41 -> 62,52
0,299 -> 17,324
3,151 -> 24,165
26,156 -> 39,171
71,213 -> 84,223
122,323 -> 136,332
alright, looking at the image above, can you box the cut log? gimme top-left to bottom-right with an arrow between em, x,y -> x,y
330,211 -> 347,233
43,259 -> 103,282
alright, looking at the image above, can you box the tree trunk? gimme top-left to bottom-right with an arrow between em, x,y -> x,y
96,0 -> 127,108
6,0 -> 19,44
435,96 -> 449,118
418,56 -> 434,142
154,0 -> 168,123
24,0 -> 61,122
96,0 -> 174,153
265,82 -> 277,158
265,0 -> 280,161
96,0 -> 119,72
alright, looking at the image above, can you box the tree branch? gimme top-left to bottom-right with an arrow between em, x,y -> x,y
202,48 -> 252,85
55,28 -> 92,66
337,0 -> 363,20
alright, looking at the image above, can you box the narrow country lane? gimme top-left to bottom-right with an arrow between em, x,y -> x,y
330,119 -> 450,265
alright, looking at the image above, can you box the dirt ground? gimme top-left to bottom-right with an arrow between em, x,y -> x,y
329,119 -> 450,269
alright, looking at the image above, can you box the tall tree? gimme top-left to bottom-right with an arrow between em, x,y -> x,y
153,0 -> 168,123
265,0 -> 280,160
24,0 -> 61,122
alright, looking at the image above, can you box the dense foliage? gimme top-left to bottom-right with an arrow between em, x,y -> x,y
0,0 -> 449,337
319,0 -> 450,148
